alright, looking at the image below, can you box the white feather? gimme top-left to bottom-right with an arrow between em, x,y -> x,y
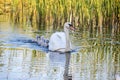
49,32 -> 66,52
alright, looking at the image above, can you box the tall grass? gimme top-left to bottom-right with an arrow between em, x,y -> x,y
0,0 -> 120,33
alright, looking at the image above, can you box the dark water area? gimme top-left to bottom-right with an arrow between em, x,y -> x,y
0,22 -> 120,80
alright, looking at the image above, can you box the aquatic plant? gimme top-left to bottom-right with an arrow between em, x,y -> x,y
0,0 -> 119,33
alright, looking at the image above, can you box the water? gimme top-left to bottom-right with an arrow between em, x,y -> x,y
0,22 -> 120,80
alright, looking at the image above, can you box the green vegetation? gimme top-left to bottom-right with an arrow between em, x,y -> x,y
0,0 -> 120,33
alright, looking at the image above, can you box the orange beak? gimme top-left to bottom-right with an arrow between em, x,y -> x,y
69,26 -> 76,31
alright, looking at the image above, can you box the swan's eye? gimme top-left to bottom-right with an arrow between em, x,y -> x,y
68,24 -> 73,26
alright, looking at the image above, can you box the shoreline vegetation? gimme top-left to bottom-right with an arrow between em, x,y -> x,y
0,0 -> 120,34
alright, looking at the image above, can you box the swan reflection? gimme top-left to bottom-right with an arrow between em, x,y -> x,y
46,52 -> 72,80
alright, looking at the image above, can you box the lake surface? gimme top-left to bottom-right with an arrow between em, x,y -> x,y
0,22 -> 120,80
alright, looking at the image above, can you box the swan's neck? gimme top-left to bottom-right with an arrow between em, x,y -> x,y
64,28 -> 71,51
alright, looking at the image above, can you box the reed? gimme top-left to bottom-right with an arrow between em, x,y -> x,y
0,0 -> 120,33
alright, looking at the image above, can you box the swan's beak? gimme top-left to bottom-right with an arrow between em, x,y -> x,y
69,25 -> 76,31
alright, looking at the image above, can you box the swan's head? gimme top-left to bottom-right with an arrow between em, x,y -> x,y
64,22 -> 75,31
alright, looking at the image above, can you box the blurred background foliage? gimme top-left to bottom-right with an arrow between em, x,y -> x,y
0,0 -> 120,33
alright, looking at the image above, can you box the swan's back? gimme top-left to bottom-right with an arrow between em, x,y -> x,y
49,32 -> 66,51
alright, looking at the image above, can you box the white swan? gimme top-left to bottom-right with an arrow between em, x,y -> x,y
49,22 -> 75,52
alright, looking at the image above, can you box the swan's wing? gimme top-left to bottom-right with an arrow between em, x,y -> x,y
49,32 -> 66,51
56,32 -> 66,42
